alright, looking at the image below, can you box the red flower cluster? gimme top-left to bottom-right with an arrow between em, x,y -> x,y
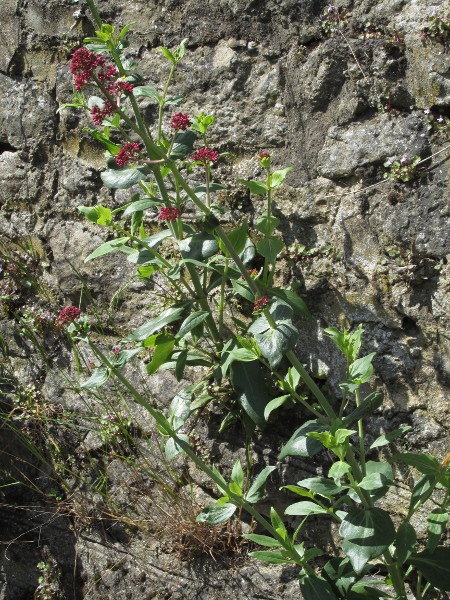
70,48 -> 105,91
259,151 -> 270,159
115,142 -> 141,167
253,296 -> 269,312
98,65 -> 119,81
241,268 -> 259,281
90,100 -> 117,126
58,306 -> 82,324
158,207 -> 183,221
170,112 -> 191,131
192,147 -> 219,164
106,80 -> 134,96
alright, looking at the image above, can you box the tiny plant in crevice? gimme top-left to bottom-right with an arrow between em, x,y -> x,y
383,154 -> 426,183
10,1 -> 448,598
420,6 -> 450,47
34,560 -> 61,600
424,108 -> 450,135
320,5 -> 351,37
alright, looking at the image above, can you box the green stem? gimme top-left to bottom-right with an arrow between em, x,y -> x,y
205,164 -> 211,209
355,388 -> 366,477
88,341 -> 304,564
285,351 -> 336,421
218,258 -> 229,340
158,63 -> 176,143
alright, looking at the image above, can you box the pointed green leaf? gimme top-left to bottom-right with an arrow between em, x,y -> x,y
370,426 -> 412,449
196,502 -> 237,524
177,311 -> 210,339
408,547 -> 450,591
84,237 -> 129,262
340,508 -> 396,573
230,360 -> 269,429
270,167 -> 293,189
170,130 -> 198,159
179,233 -> 219,261
268,287 -> 310,317
257,237 -> 284,264
231,460 -> 245,489
264,395 -> 291,421
243,534 -> 280,548
396,522 -> 416,566
124,302 -> 190,342
146,334 -> 176,375
238,179 -> 268,195
101,166 -> 150,189
249,550 -> 290,564
254,321 -> 299,370
391,453 -> 440,475
278,420 -> 327,459
285,501 -> 329,516
80,367 -> 109,389
300,573 -> 338,600
427,508 -> 449,552
245,466 -> 277,503
133,85 -> 162,102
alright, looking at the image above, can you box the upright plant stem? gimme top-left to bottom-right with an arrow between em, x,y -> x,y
355,389 -> 366,476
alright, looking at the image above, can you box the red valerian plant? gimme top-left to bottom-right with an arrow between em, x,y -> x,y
192,147 -> 219,164
70,47 -> 105,91
253,296 -> 269,312
170,112 -> 191,131
158,207 -> 183,221
115,142 -> 141,167
58,306 -> 81,324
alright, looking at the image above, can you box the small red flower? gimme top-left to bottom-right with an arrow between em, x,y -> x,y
113,347 -> 121,355
259,151 -> 270,159
70,48 -> 105,91
158,207 -> 183,222
97,65 -> 119,82
90,100 -> 117,126
115,142 -> 141,167
58,306 -> 81,324
170,112 -> 192,131
192,147 -> 219,165
241,268 -> 259,281
253,296 -> 269,312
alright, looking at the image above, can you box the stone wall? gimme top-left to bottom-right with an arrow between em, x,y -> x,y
1,0 -> 450,598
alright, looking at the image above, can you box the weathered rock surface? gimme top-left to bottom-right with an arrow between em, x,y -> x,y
2,0 -> 450,598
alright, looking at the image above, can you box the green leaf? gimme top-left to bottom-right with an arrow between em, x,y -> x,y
229,348 -> 258,362
328,461 -> 351,484
257,237 -> 284,264
231,460 -> 244,489
231,279 -> 255,302
146,334 -> 176,376
348,352 -> 376,384
299,572 -> 338,600
254,321 -> 299,370
370,426 -> 412,449
164,433 -> 190,460
122,197 -> 163,216
342,392 -> 384,427
270,507 -> 286,535
175,349 -> 188,381
408,547 -> 450,591
157,45 -> 176,63
278,420 -> 327,460
285,501 -> 329,516
83,127 -> 121,154
196,502 -> 237,524
409,474 -> 436,514
84,237 -> 129,262
219,219 -> 248,257
270,167 -> 293,189
170,130 -> 198,159
194,183 -> 227,194
264,395 -> 291,421
297,477 -> 347,498
229,360 -> 270,429
348,585 -> 393,599
268,287 -> 310,317
101,166 -> 150,189
281,485 -> 314,499
340,508 -> 396,573
238,179 -> 268,195
177,311 -> 209,338
427,508 -> 449,552
133,86 -> 162,102
169,388 -> 193,424
78,205 -> 112,226
248,550 -> 290,564
112,348 -> 142,368
358,461 -> 394,500
243,534 -> 280,547
118,22 -> 135,41
80,367 -> 109,389
245,466 -> 277,503
179,233 -> 219,261
255,213 -> 279,236
391,453 -> 440,475
396,522 -> 416,566
124,302 -> 190,342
